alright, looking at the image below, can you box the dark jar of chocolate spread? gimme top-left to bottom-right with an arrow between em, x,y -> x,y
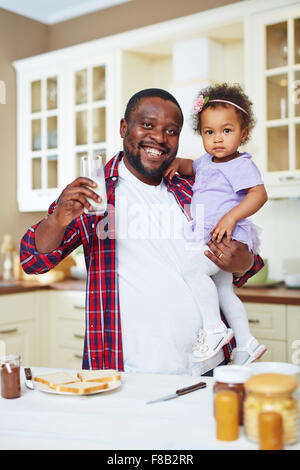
213,365 -> 252,425
1,354 -> 21,399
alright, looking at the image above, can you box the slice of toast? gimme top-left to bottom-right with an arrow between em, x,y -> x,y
34,371 -> 80,389
77,369 -> 121,383
55,381 -> 109,394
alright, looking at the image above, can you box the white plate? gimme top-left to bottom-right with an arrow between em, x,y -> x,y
34,379 -> 121,396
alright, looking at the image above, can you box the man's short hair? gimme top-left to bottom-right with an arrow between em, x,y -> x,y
124,88 -> 184,126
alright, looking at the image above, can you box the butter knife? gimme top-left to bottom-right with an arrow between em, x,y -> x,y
146,381 -> 206,404
24,367 -> 34,390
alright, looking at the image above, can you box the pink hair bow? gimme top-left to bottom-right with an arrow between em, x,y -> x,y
194,95 -> 209,113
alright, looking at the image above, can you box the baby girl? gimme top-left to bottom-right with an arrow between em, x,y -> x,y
165,83 -> 268,366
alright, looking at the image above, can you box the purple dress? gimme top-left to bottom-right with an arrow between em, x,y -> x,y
190,152 -> 263,254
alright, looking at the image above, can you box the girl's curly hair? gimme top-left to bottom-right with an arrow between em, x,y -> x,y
192,83 -> 256,145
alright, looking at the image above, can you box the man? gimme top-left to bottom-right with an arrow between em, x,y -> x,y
20,88 -> 263,375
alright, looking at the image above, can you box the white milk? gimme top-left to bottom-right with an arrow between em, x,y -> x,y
86,176 -> 107,215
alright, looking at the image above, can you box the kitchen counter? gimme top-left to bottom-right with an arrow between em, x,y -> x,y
234,283 -> 300,306
2,277 -> 300,306
1,366 -> 298,451
0,278 -> 86,295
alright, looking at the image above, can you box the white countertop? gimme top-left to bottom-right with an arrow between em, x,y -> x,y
0,367 -> 299,450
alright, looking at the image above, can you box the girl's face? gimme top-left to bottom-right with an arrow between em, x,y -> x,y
200,105 -> 248,162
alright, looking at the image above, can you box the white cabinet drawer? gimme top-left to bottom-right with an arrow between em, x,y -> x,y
0,293 -> 35,324
47,291 -> 86,368
57,319 -> 85,349
52,347 -> 83,369
253,338 -> 287,363
47,291 -> 85,321
0,320 -> 37,365
244,303 -> 286,341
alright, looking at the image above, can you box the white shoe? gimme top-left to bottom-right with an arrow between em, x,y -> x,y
231,337 -> 267,365
192,325 -> 234,363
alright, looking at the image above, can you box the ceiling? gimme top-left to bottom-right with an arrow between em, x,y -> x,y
0,0 -> 133,24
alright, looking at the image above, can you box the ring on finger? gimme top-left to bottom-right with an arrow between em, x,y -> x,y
218,252 -> 224,259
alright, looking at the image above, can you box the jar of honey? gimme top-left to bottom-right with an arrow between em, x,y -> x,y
213,365 -> 252,425
244,373 -> 299,445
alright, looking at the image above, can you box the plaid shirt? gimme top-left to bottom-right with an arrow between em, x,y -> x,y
20,152 -> 264,371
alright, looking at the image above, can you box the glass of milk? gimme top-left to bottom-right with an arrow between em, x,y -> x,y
80,155 -> 107,215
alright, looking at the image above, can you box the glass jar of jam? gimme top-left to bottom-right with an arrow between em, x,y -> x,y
213,365 -> 252,425
244,373 -> 299,445
0,354 -> 21,399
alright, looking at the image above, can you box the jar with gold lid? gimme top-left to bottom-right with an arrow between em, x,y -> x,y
244,373 -> 299,445
213,365 -> 252,425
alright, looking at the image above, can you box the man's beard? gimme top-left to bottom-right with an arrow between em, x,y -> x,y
123,141 -> 176,178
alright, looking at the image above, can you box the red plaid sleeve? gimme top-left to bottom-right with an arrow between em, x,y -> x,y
20,201 -> 82,275
233,253 -> 264,287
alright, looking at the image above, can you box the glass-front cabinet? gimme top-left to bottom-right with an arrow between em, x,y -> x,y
14,53 -> 117,212
30,77 -> 59,191
252,6 -> 300,198
73,65 -> 107,178
16,71 -> 63,211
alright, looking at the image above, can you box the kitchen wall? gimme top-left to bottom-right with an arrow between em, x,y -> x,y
47,0 -> 241,51
0,9 -> 49,270
0,0 -> 299,280
253,199 -> 300,281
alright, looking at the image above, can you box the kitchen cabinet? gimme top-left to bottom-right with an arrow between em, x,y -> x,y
244,302 -> 287,362
245,302 -> 286,340
1,287 -> 300,368
46,290 -> 85,368
0,290 -> 86,368
0,293 -> 38,366
248,4 -> 300,198
14,51 -> 118,212
43,293 -> 300,367
244,300 -> 300,364
13,20 -> 246,212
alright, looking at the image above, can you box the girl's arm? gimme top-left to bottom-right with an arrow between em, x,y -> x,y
211,184 -> 268,243
164,157 -> 195,180
229,184 -> 268,220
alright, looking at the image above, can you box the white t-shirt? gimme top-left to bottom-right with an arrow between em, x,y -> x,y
115,159 -> 224,375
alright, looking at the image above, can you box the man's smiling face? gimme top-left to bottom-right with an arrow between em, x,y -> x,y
120,96 -> 183,185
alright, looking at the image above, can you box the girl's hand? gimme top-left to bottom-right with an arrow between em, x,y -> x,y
163,158 -> 181,181
211,213 -> 236,243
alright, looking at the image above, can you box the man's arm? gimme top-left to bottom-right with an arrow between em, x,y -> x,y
204,239 -> 264,286
20,218 -> 81,275
20,177 -> 100,274
35,177 -> 100,253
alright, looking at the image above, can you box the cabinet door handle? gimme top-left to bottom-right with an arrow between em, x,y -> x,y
73,305 -> 85,310
0,327 -> 18,334
249,319 -> 260,324
73,333 -> 85,339
279,175 -> 300,181
74,353 -> 83,359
